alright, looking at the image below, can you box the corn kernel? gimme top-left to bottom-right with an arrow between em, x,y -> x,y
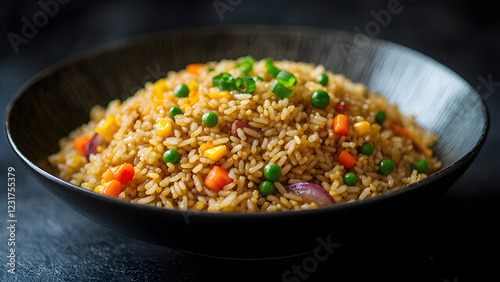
156,117 -> 173,138
69,155 -> 81,167
203,145 -> 227,161
153,79 -> 168,95
208,91 -> 231,100
199,143 -> 214,155
188,91 -> 199,105
96,114 -> 120,143
125,104 -> 139,114
153,98 -> 164,107
96,146 -> 104,153
353,121 -> 371,135
187,81 -> 199,92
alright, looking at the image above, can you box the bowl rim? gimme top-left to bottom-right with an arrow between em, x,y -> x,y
4,24 -> 490,220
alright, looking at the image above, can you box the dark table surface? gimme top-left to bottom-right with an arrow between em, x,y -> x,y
1,0 -> 499,281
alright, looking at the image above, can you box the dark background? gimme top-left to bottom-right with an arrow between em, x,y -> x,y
1,0 -> 499,281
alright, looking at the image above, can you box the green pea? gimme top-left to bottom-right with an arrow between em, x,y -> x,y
310,90 -> 330,109
202,112 -> 218,127
375,110 -> 386,124
343,172 -> 357,186
263,163 -> 281,181
259,181 -> 275,197
360,143 -> 373,156
163,149 -> 180,165
316,74 -> 329,86
378,158 -> 394,175
169,107 -> 182,120
413,159 -> 429,173
174,84 -> 189,98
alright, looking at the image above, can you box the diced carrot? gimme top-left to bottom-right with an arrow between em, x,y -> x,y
110,163 -> 135,184
333,114 -> 349,136
390,123 -> 410,137
338,150 -> 357,169
73,135 -> 91,156
186,63 -> 204,75
204,166 -> 233,192
188,91 -> 199,105
390,123 -> 432,157
98,180 -> 123,197
101,169 -> 114,182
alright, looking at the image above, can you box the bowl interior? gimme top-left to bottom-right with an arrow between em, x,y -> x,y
6,26 -> 486,172
4,25 -> 488,258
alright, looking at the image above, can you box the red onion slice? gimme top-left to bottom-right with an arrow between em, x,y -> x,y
285,182 -> 335,207
231,119 -> 250,137
85,133 -> 104,160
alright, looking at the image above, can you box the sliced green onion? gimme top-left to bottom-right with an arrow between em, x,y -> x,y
264,59 -> 281,77
235,76 -> 256,94
253,76 -> 263,82
236,56 -> 255,74
270,80 -> 293,99
264,58 -> 273,67
267,64 -> 281,77
219,79 -> 235,91
212,73 -> 231,87
208,67 -> 214,72
213,73 -> 235,91
276,70 -> 297,87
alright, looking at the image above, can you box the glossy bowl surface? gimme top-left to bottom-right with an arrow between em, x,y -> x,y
5,25 -> 488,258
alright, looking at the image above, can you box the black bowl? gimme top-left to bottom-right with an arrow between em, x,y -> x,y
4,25 -> 489,259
